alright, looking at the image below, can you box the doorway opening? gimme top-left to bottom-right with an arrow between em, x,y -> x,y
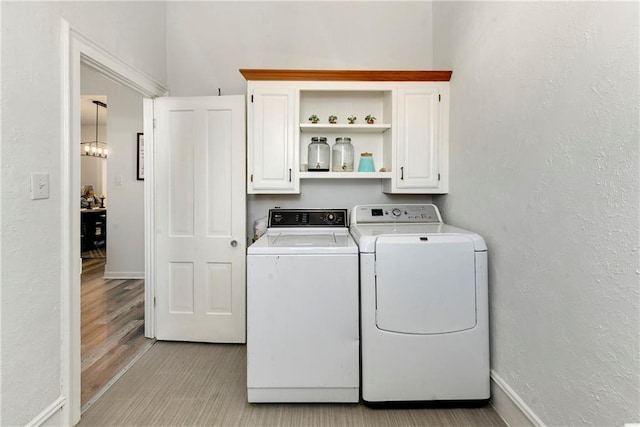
62,19 -> 167,425
78,90 -> 150,409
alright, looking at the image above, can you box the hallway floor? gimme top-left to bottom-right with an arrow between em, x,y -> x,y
79,341 -> 506,426
81,257 -> 151,407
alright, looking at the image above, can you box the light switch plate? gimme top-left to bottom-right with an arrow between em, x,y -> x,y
31,173 -> 49,200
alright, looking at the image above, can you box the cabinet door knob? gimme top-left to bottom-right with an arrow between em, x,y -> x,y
400,166 -> 404,180
230,240 -> 238,247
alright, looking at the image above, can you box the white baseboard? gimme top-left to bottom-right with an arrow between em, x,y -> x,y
26,395 -> 66,427
491,370 -> 545,427
103,271 -> 144,280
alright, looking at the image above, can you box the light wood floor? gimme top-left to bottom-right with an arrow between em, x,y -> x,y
79,341 -> 506,426
81,257 -> 151,406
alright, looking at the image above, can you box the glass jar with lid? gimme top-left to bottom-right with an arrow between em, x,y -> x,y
332,137 -> 354,172
307,137 -> 330,171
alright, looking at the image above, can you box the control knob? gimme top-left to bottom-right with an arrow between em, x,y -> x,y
391,208 -> 402,217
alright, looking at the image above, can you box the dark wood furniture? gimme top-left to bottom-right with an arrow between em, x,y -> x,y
81,208 -> 107,252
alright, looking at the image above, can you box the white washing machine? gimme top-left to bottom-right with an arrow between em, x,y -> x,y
247,208 -> 359,403
350,204 -> 490,406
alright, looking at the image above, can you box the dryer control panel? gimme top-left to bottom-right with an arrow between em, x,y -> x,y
352,204 -> 442,224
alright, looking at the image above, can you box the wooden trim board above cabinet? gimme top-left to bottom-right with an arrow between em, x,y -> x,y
240,69 -> 452,82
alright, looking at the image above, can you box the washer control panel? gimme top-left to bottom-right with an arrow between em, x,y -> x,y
269,208 -> 348,228
352,204 -> 442,224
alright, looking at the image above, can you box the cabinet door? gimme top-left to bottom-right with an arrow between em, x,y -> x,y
390,85 -> 448,194
247,87 -> 299,193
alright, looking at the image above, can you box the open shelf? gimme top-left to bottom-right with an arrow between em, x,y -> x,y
299,89 -> 393,175
300,123 -> 391,133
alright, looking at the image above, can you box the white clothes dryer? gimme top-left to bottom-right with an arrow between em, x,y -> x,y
350,204 -> 490,406
247,208 -> 359,403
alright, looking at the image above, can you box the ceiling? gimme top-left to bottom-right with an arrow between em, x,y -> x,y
81,95 -> 107,126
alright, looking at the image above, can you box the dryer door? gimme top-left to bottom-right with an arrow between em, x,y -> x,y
375,235 -> 477,334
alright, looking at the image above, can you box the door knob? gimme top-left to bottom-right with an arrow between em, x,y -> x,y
230,240 -> 238,247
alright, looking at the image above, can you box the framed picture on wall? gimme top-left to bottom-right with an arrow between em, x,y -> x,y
137,132 -> 144,180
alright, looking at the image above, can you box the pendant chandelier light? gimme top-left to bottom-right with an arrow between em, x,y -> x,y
81,100 -> 108,157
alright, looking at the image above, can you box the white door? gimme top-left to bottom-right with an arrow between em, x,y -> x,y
154,96 -> 246,343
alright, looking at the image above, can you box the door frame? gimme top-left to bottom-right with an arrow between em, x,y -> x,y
61,19 -> 167,425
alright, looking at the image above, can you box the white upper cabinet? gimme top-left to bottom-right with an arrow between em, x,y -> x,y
241,70 -> 451,195
382,83 -> 449,194
247,85 -> 299,194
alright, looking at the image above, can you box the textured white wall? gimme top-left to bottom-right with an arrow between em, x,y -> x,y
0,2 -> 166,425
432,2 -> 639,424
167,1 -> 433,96
82,65 -> 145,278
166,1 -> 436,233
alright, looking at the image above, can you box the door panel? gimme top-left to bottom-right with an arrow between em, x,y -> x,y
206,109 -> 233,236
169,111 -> 195,236
206,262 -> 232,314
155,96 -> 246,343
170,262 -> 195,313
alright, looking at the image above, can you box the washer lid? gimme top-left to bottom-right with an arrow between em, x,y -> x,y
248,230 -> 358,255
